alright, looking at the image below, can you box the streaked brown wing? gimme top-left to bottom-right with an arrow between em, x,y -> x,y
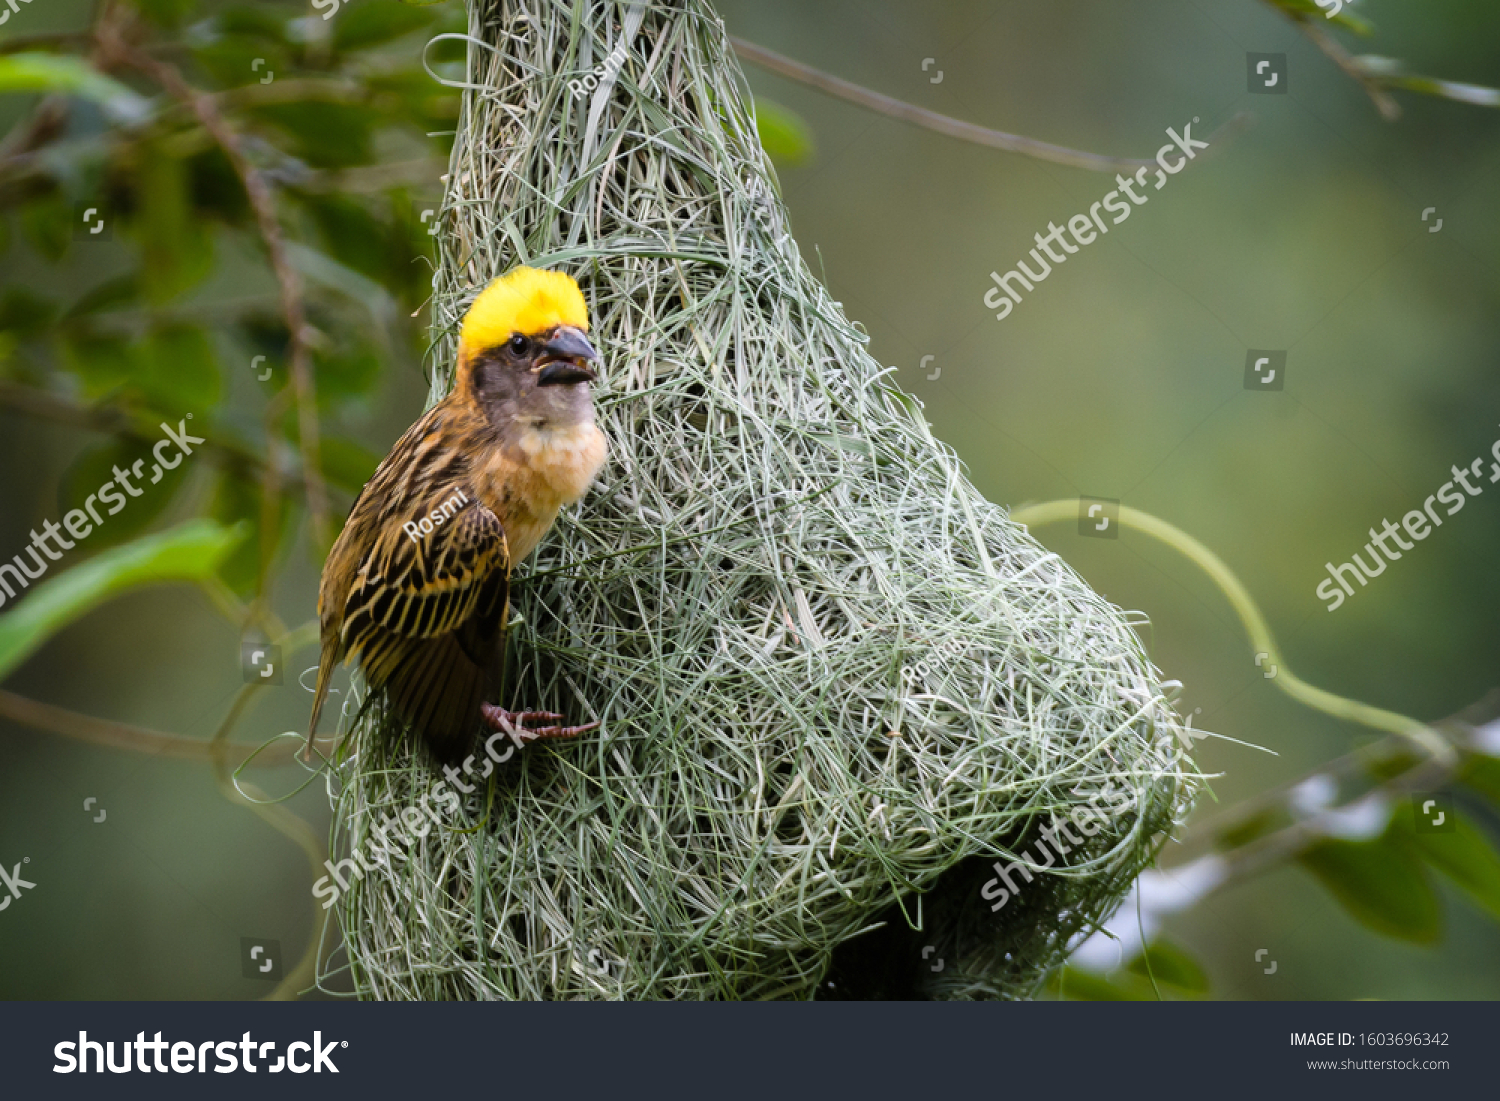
343,494 -> 510,655
337,494 -> 512,762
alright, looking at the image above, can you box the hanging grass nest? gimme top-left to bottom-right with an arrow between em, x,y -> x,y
318,0 -> 1202,1000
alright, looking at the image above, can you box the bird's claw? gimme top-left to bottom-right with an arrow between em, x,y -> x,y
481,703 -> 599,743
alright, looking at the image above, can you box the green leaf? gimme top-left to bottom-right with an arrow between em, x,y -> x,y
334,0 -> 439,52
133,0 -> 195,29
0,520 -> 246,681
1214,806 -> 1286,851
1048,966 -> 1155,1001
1299,836 -> 1442,945
1459,757 -> 1500,806
1395,812 -> 1500,924
314,343 -> 381,405
141,323 -> 222,415
187,146 -> 252,227
0,287 -> 58,337
218,4 -> 296,44
285,241 -> 398,325
59,331 -> 138,397
754,98 -> 814,167
234,313 -> 290,365
1365,751 -> 1422,785
190,40 -> 290,93
0,54 -> 151,124
367,70 -> 460,128
304,194 -> 390,283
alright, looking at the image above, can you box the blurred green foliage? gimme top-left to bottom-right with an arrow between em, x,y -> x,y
0,0 -> 469,609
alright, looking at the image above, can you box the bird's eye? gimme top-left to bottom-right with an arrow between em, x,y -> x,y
508,334 -> 528,355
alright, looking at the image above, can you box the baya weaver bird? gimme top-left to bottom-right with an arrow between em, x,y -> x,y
305,267 -> 607,763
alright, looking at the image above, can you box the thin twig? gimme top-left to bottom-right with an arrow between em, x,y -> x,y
1178,694 -> 1496,860
1012,499 -> 1455,764
0,688 -> 301,766
1219,754 -> 1454,882
1284,16 -> 1401,119
730,35 -> 1248,172
0,95 -> 69,163
0,32 -> 92,56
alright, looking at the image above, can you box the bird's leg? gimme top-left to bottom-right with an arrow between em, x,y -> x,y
481,702 -> 599,743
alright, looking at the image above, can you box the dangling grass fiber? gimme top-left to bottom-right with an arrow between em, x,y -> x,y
318,0 -> 1202,1000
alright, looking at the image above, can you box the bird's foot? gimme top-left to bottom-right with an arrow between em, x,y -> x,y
481,703 -> 599,744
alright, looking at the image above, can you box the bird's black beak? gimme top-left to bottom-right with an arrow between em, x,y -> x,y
535,327 -> 599,386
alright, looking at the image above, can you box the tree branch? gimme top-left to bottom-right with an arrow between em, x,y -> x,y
1294,19 -> 1401,120
0,687 -> 300,766
730,36 -> 1249,173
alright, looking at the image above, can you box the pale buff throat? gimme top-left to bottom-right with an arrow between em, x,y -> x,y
479,421 -> 607,562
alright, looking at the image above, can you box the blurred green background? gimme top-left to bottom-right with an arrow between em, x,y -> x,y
1,0 -> 1497,999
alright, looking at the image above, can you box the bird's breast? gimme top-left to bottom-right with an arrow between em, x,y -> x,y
479,420 -> 607,562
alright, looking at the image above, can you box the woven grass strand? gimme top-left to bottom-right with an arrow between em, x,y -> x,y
319,0 -> 1201,1001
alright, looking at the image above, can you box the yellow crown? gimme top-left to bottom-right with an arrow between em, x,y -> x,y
459,267 -> 590,354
